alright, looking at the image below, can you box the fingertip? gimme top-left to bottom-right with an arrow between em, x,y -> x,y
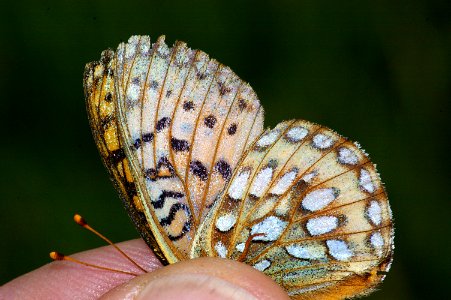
1,239 -> 161,299
101,257 -> 289,300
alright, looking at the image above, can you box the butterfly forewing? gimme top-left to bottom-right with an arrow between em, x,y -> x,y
191,120 -> 394,299
111,36 -> 264,261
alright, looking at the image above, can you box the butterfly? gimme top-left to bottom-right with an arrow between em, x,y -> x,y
83,35 -> 394,299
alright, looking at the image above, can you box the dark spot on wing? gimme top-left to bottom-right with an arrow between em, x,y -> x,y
267,159 -> 278,169
105,92 -> 113,102
150,80 -> 159,89
227,123 -> 237,135
204,115 -> 217,129
123,180 -> 137,198
190,160 -> 208,181
109,148 -> 126,165
142,132 -> 154,142
215,160 -> 232,180
238,99 -> 247,111
183,101 -> 194,111
132,138 -> 142,150
218,81 -> 232,96
144,168 -> 157,181
196,72 -> 207,80
171,137 -> 190,152
156,117 -> 171,132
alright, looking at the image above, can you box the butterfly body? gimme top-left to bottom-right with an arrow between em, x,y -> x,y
84,35 -> 393,299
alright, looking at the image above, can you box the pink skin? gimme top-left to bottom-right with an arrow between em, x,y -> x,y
1,239 -> 289,300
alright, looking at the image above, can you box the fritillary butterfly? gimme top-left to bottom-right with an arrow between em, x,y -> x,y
83,35 -> 394,299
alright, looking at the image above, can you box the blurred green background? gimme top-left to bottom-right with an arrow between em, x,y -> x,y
1,0 -> 449,299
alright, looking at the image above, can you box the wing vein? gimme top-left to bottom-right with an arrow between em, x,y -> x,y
225,120 -> 297,254
183,62 -> 222,227
198,81 -> 244,220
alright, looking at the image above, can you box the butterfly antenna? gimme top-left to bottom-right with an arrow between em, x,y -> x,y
49,251 -> 140,276
72,214 -> 148,273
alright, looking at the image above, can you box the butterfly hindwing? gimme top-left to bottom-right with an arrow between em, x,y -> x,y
191,119 -> 394,299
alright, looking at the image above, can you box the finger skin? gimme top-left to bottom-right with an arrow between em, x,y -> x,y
102,257 -> 290,300
1,239 -> 162,300
1,239 -> 289,300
